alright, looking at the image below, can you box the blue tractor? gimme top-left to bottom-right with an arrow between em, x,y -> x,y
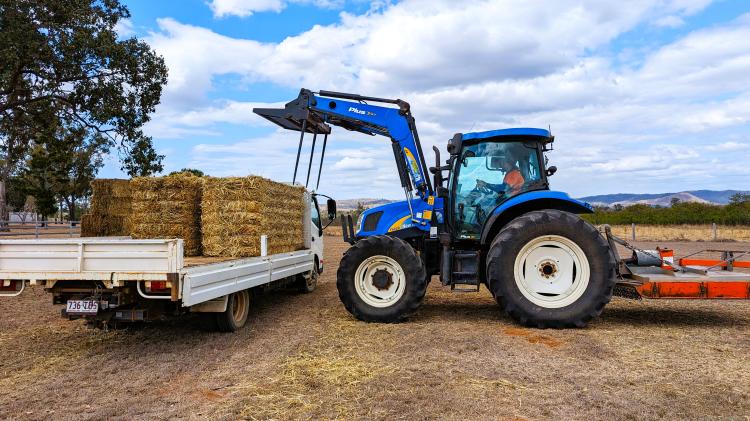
254,89 -> 615,328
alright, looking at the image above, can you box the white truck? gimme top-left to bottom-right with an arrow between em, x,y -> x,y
0,193 -> 336,332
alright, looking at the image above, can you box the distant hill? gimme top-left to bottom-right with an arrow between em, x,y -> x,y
579,190 -> 750,207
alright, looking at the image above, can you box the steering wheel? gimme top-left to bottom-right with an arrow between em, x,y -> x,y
473,180 -> 494,194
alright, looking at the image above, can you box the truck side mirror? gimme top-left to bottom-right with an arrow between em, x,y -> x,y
327,199 -> 337,221
546,166 -> 557,177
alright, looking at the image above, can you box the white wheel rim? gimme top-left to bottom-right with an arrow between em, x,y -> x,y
513,235 -> 590,309
354,255 -> 406,308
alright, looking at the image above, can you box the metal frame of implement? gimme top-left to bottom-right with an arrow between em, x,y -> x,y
603,226 -> 750,299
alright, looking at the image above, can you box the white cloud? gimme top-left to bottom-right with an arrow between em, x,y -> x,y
146,18 -> 272,106
705,141 -> 750,152
207,0 -> 344,18
114,18 -> 135,37
208,0 -> 285,17
654,15 -> 685,27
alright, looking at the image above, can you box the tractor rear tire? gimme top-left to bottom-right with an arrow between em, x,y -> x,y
486,210 -> 615,328
337,235 -> 427,323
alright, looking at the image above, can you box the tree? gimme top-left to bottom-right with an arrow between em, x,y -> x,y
729,192 -> 750,205
169,168 -> 205,177
23,143 -> 58,218
6,176 -> 27,212
23,117 -> 107,220
0,0 -> 168,211
121,137 -> 163,177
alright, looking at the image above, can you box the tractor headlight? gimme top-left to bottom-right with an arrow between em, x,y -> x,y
356,213 -> 365,232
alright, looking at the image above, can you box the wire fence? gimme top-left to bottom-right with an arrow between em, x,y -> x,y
608,223 -> 750,242
0,221 -> 81,238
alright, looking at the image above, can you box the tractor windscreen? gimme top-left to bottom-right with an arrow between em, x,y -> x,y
452,142 -> 542,239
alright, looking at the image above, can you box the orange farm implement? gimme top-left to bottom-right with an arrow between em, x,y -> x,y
604,226 -> 750,300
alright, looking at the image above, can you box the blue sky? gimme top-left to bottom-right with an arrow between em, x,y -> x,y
104,0 -> 750,199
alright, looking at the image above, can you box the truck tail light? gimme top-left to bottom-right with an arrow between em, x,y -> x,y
145,281 -> 171,293
0,280 -> 18,291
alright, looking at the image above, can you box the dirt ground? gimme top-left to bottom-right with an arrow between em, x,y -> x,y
1,239 -> 748,420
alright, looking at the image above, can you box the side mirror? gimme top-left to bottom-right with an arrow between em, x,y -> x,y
546,166 -> 557,177
447,133 -> 462,155
326,198 -> 337,221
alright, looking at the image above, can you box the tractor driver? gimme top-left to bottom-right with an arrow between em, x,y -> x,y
475,149 -> 525,198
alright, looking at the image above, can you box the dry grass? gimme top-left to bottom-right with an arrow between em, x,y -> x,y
608,224 -> 750,241
202,176 -> 305,257
233,315 -> 402,419
129,174 -> 204,256
80,179 -> 131,237
0,240 -> 748,420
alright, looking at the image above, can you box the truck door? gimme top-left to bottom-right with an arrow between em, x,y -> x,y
310,196 -> 324,273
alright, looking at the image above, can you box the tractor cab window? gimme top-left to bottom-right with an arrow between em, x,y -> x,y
452,141 -> 541,239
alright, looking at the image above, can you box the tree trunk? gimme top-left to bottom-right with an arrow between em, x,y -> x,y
69,197 -> 77,221
0,179 -> 7,231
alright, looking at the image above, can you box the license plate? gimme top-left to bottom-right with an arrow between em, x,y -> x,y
66,300 -> 99,315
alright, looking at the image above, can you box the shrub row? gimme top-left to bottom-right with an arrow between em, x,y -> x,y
582,202 -> 750,226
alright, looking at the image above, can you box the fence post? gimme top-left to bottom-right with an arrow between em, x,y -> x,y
34,223 -> 39,239
69,220 -> 73,238
631,223 -> 636,241
712,223 -> 717,241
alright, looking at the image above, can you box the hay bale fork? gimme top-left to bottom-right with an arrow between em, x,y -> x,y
254,89 -> 750,328
0,192 -> 337,332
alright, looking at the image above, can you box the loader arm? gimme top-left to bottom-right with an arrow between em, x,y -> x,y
253,89 -> 433,199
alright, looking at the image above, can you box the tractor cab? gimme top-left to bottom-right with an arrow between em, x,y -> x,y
442,128 -> 555,240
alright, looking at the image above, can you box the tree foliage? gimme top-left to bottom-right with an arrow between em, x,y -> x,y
729,192 -> 750,205
21,115 -> 108,219
169,168 -> 205,177
584,202 -> 750,226
0,0 -> 168,181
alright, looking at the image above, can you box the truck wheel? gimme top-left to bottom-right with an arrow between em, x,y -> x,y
337,235 -> 427,323
296,270 -> 317,293
486,210 -> 615,328
215,289 -> 250,332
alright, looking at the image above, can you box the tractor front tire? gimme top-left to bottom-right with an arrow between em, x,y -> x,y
487,210 -> 615,328
337,235 -> 427,323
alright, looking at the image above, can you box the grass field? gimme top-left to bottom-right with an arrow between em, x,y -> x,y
0,237 -> 748,420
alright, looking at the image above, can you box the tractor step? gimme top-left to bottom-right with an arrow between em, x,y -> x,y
450,250 -> 480,292
450,283 -> 480,293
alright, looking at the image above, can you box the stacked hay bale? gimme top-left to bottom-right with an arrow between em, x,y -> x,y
80,179 -> 132,237
129,174 -> 204,256
202,176 -> 306,257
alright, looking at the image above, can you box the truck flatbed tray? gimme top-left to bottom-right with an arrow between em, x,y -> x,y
183,256 -> 239,267
0,238 -> 315,307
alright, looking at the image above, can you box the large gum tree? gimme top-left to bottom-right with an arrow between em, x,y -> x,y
0,0 -> 168,218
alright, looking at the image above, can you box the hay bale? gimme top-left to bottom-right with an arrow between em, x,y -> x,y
81,179 -> 132,237
202,176 -> 306,257
129,174 -> 204,256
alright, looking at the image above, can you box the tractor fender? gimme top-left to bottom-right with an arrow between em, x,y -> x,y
480,190 -> 594,245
